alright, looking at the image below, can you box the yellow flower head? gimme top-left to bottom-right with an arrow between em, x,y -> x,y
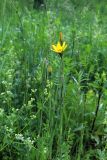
51,41 -> 67,53
51,32 -> 67,56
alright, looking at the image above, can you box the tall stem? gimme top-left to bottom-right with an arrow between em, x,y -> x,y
60,57 -> 64,102
83,93 -> 86,122
91,90 -> 102,132
91,81 -> 103,132
59,56 -> 64,156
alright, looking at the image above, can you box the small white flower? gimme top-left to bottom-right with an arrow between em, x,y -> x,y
15,134 -> 24,141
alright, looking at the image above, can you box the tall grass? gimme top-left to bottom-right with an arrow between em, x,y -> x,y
0,0 -> 107,159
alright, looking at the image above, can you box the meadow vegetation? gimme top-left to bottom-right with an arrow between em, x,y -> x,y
0,0 -> 107,159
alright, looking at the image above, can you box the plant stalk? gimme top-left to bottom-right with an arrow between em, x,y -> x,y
91,87 -> 102,132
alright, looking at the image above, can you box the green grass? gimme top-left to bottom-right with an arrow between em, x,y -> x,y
0,0 -> 107,159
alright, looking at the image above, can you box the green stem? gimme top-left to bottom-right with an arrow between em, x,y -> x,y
91,90 -> 102,132
91,80 -> 103,132
83,93 -> 86,122
59,56 -> 64,156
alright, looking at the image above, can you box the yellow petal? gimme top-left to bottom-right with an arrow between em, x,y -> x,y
51,48 -> 56,52
57,42 -> 62,51
62,42 -> 67,51
56,49 -> 63,53
62,42 -> 65,48
52,45 -> 57,50
57,42 -> 61,48
63,44 -> 67,50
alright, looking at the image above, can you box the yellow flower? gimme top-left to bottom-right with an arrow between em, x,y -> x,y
51,41 -> 67,54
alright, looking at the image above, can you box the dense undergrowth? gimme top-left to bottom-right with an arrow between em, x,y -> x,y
0,0 -> 107,159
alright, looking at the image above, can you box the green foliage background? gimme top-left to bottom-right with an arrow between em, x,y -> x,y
0,0 -> 107,159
